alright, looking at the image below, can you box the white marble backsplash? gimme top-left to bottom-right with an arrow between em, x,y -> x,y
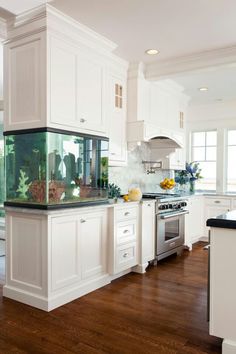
109,144 -> 174,194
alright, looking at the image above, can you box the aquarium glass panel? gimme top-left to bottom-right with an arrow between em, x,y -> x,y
5,130 -> 108,208
5,132 -> 47,205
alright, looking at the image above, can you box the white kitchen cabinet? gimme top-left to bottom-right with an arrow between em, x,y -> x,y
185,196 -> 205,249
108,73 -> 127,166
127,64 -> 189,143
204,197 -> 231,239
49,37 -> 107,134
134,200 -> 155,273
108,203 -> 139,275
4,5 -> 129,137
51,209 -> 108,288
4,207 -> 110,311
4,33 -> 47,131
168,148 -> 186,170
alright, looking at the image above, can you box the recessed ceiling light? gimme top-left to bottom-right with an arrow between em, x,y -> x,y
199,87 -> 208,91
145,49 -> 160,55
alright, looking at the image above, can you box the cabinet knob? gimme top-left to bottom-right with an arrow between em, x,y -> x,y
214,200 -> 221,204
123,252 -> 129,258
80,118 -> 86,123
80,219 -> 86,223
124,212 -> 130,216
147,204 -> 151,207
123,229 -> 129,234
110,153 -> 116,156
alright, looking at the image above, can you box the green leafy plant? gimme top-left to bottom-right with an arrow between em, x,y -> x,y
108,183 -> 121,199
17,170 -> 31,199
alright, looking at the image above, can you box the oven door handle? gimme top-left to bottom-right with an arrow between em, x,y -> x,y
159,210 -> 189,219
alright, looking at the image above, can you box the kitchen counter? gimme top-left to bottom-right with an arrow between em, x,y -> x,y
207,210 -> 236,229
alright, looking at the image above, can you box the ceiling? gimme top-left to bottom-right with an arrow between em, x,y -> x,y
1,0 -> 236,105
52,0 -> 236,63
1,0 -> 236,63
174,66 -> 236,105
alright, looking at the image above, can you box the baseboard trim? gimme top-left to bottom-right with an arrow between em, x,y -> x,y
3,275 -> 111,312
132,263 -> 148,274
222,339 -> 236,354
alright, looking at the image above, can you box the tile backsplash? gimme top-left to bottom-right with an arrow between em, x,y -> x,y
109,143 -> 174,194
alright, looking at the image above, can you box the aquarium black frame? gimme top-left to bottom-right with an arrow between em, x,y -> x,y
4,127 -> 109,210
3,127 -> 109,141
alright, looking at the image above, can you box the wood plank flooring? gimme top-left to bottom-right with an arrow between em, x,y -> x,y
0,242 -> 222,354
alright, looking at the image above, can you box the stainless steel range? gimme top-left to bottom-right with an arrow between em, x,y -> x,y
143,193 -> 188,261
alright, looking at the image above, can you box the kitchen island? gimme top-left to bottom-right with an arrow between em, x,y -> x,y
207,211 -> 236,354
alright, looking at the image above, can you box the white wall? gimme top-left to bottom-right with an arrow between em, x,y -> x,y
186,100 -> 236,193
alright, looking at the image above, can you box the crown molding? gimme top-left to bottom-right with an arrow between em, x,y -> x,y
6,4 -> 117,55
145,45 -> 236,80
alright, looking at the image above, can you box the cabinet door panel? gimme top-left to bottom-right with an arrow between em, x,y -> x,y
51,216 -> 81,291
141,202 -> 155,262
77,55 -> 106,133
109,75 -> 127,165
50,37 -> 77,126
80,211 -> 107,279
5,35 -> 45,131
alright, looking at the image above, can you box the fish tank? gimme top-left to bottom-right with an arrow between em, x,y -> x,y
4,129 -> 109,209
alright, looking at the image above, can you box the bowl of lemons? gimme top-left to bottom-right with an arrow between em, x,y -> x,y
160,178 -> 176,190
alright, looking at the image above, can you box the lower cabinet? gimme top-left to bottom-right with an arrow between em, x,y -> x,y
108,203 -> 139,275
204,197 -> 231,239
50,209 -> 108,291
185,196 -> 205,248
137,200 -> 155,271
4,207 -> 110,312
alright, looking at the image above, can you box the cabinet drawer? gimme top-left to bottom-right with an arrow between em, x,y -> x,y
116,243 -> 137,272
117,220 -> 136,245
115,207 -> 137,221
205,198 -> 231,208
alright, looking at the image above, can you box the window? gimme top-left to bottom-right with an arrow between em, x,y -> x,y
227,130 -> 236,192
191,131 -> 217,191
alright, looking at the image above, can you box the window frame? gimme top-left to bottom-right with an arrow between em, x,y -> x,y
190,129 -> 217,191
226,129 -> 236,192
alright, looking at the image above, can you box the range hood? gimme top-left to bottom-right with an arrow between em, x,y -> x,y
127,120 -> 184,148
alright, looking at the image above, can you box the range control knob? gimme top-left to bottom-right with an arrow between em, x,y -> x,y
178,204 -> 181,208
158,205 -> 165,210
168,204 -> 173,209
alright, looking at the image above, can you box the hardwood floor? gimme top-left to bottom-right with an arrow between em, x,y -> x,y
0,242 -> 222,354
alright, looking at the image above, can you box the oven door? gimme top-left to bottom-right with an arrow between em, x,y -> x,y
156,211 -> 188,256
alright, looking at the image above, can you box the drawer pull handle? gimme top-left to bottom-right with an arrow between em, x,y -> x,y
148,204 -> 151,207
123,229 -> 129,234
111,153 -> 116,155
124,212 -> 130,216
80,219 -> 86,223
170,242 -> 176,247
123,252 -> 129,258
214,200 -> 221,204
80,118 -> 86,123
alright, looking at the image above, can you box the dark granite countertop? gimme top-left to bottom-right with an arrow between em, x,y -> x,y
207,210 -> 236,229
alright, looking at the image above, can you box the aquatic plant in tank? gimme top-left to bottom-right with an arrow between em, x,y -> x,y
5,129 -> 109,209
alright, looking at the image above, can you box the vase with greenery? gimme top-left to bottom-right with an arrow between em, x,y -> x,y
108,183 -> 121,203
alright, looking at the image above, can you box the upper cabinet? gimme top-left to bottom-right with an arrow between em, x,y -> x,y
127,63 -> 189,143
4,4 -> 128,138
108,72 -> 127,166
49,36 -> 107,135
